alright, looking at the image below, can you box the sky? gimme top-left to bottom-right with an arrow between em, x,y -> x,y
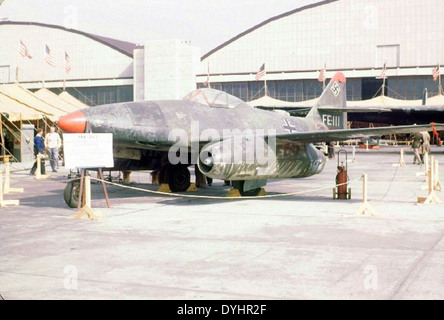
0,0 -> 317,55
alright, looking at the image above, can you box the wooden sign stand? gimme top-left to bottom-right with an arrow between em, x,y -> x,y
74,168 -> 111,220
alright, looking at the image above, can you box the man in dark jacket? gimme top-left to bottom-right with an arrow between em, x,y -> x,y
30,128 -> 46,175
412,131 -> 423,165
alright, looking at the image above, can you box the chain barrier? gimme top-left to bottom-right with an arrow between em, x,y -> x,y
87,176 -> 363,200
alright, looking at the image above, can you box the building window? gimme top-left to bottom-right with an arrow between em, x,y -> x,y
55,86 -> 134,106
388,76 -> 440,100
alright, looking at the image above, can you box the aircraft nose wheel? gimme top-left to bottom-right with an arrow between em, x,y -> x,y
64,179 -> 81,208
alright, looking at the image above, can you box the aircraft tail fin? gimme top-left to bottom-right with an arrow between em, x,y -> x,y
306,72 -> 347,131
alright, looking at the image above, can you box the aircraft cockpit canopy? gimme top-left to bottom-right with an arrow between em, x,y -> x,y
184,88 -> 250,109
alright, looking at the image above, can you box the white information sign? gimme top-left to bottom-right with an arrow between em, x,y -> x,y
63,133 -> 114,169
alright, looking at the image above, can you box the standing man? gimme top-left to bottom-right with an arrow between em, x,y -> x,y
30,128 -> 45,175
45,126 -> 62,172
411,131 -> 424,165
420,131 -> 431,163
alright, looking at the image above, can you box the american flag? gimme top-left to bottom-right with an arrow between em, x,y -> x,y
255,63 -> 266,81
318,68 -> 326,83
378,63 -> 387,79
19,40 -> 32,59
45,44 -> 56,67
432,65 -> 440,82
65,51 -> 71,74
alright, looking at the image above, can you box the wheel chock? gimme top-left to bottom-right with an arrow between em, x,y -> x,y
186,183 -> 198,192
158,183 -> 172,193
257,188 -> 267,196
226,188 -> 242,198
226,188 -> 267,198
122,171 -> 131,184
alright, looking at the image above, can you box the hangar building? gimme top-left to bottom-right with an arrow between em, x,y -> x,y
0,21 -> 136,106
0,21 -> 200,106
1,0 -> 443,106
197,0 -> 444,102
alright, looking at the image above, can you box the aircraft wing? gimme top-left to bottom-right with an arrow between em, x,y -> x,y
273,123 -> 444,143
257,106 -> 392,116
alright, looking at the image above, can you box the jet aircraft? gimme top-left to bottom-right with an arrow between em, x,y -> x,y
58,72 -> 443,202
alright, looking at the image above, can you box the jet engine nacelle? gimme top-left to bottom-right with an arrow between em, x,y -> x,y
198,136 -> 326,181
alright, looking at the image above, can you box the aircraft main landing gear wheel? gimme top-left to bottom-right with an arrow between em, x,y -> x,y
64,179 -> 81,208
168,165 -> 191,192
159,164 -> 191,192
232,181 -> 262,197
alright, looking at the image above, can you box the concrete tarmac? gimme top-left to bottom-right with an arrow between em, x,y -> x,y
0,146 -> 443,300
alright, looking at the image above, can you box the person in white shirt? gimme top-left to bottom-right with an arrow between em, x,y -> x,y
45,126 -> 62,172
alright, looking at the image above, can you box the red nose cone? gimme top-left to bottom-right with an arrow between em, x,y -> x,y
58,111 -> 87,133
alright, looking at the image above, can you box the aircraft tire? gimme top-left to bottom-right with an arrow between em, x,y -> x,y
168,165 -> 191,192
159,165 -> 170,184
232,181 -> 262,197
64,179 -> 81,208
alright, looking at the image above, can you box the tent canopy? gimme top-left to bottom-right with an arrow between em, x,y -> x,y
427,94 -> 444,105
34,88 -> 82,113
58,91 -> 90,110
248,94 -> 440,109
248,95 -> 299,107
0,84 -> 67,120
348,95 -> 422,107
0,92 -> 47,121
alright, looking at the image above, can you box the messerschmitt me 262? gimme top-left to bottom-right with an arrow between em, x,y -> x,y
58,72 -> 444,205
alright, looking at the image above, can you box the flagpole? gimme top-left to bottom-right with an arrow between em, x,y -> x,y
264,62 -> 267,96
264,78 -> 268,96
207,62 -> 210,88
42,44 -> 45,88
380,62 -> 387,96
439,62 -> 442,95
16,40 -> 20,83
323,63 -> 326,90
382,76 -> 386,96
